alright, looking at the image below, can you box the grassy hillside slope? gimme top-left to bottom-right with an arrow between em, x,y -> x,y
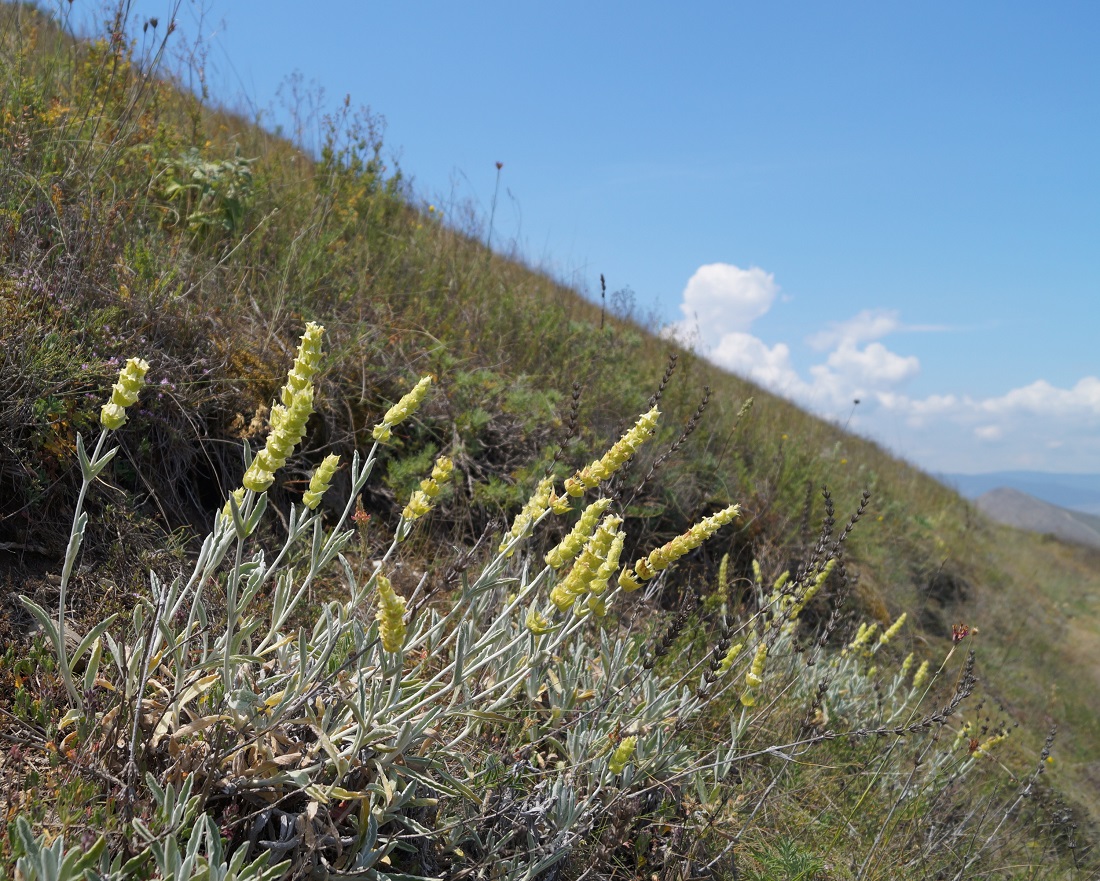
2,5 -> 1098,878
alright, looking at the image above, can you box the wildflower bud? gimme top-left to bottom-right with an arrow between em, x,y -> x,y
545,498 -> 612,569
618,568 -> 642,592
586,593 -> 608,617
900,652 -> 915,678
752,559 -> 763,585
375,575 -> 407,653
402,489 -> 433,521
221,487 -> 245,523
430,455 -> 453,484
403,455 -> 453,523
549,491 -> 573,515
912,659 -> 930,690
302,453 -> 340,510
608,736 -> 637,774
373,375 -> 432,442
566,407 -> 660,497
526,608 -> 554,635
100,357 -> 150,429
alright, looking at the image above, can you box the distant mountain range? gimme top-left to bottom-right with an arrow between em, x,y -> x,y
973,487 -> 1100,551
940,471 -> 1100,516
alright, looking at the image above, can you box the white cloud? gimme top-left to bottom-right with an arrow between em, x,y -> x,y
676,263 -> 778,348
672,261 -> 1100,471
710,332 -> 800,392
807,309 -> 901,351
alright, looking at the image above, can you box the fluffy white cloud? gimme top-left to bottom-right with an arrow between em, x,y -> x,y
710,332 -> 800,392
676,263 -> 778,347
672,261 -> 1100,471
674,264 -> 920,413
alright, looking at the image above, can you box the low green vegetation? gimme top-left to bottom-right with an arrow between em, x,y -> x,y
1,4 -> 1097,878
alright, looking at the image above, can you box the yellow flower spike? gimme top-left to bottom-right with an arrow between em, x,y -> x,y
608,736 -> 637,774
302,453 -> 340,510
373,375 -> 433,442
912,659 -> 930,690
618,568 -> 642,592
589,529 -> 625,595
718,642 -> 743,675
752,559 -> 763,585
745,642 -> 768,690
100,357 -> 150,429
243,385 -> 315,492
280,322 -> 326,406
375,575 -> 407,653
717,553 -> 730,600
900,652 -> 915,678
877,612 -> 907,649
566,407 -> 660,497
501,476 -> 555,554
545,498 -> 612,570
633,503 -> 741,583
974,732 -> 1008,757
525,608 -> 554,635
788,558 -> 837,619
847,621 -> 878,653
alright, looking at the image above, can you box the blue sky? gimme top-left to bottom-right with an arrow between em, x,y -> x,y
73,0 -> 1100,474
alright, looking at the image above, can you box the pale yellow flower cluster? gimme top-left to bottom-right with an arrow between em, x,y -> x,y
302,453 -> 341,510
876,612 -> 907,649
550,515 -> 624,617
618,503 -> 741,591
741,642 -> 769,706
373,375 -> 432,443
717,641 -> 744,675
243,323 -> 325,492
912,659 -> 930,690
781,558 -> 836,623
545,498 -> 612,570
402,455 -> 454,522
375,574 -> 407,653
501,476 -> 571,554
608,735 -> 637,774
563,407 -> 659,497
845,621 -> 878,656
100,357 -> 150,430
